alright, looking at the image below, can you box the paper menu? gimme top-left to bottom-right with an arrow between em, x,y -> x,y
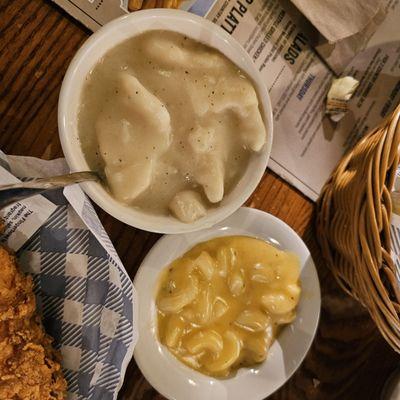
207,0 -> 334,199
51,0 -> 127,31
207,0 -> 400,201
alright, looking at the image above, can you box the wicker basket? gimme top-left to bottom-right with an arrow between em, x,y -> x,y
316,103 -> 400,352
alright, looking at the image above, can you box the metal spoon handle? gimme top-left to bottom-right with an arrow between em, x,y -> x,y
0,171 -> 99,209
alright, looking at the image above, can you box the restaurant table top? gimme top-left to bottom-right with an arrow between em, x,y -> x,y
1,1 -> 399,398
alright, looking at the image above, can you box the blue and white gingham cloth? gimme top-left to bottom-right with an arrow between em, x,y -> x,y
1,155 -> 136,400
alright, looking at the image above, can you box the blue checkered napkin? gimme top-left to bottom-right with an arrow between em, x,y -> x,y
17,187 -> 136,400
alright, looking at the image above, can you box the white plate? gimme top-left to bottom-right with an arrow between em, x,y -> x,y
133,207 -> 321,400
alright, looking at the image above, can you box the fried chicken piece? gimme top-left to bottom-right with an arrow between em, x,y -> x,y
0,247 -> 67,399
0,248 -> 36,322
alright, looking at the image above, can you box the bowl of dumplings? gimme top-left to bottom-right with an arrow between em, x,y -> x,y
58,9 -> 273,233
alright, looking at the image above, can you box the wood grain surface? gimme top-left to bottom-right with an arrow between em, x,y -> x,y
1,1 -> 399,399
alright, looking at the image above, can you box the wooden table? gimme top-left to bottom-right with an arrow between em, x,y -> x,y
1,1 -> 399,398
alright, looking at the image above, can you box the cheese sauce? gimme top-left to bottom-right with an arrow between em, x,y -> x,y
156,236 -> 301,377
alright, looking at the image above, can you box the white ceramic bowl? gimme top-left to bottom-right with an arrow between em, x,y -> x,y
134,207 -> 321,400
58,9 -> 273,234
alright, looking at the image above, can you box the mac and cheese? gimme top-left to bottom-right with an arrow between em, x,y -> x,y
156,236 -> 301,377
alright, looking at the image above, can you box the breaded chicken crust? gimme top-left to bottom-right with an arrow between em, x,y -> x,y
0,247 -> 67,399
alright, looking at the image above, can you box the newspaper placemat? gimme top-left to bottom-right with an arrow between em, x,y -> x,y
0,156 -> 57,251
0,154 -> 137,400
50,0 -> 206,31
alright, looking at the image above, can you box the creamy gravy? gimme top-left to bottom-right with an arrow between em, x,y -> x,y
156,236 -> 301,377
78,31 -> 267,222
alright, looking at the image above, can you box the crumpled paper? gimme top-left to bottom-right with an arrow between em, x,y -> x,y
325,76 -> 360,122
290,0 -> 383,43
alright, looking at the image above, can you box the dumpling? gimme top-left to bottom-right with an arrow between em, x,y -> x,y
212,77 -> 266,152
169,190 -> 207,223
185,74 -> 266,152
117,73 -> 171,145
184,75 -> 218,117
105,161 -> 152,203
188,125 -> 216,154
212,76 -> 259,114
96,73 -> 172,203
237,107 -> 267,152
143,36 -> 226,71
194,155 -> 225,203
143,37 -> 188,68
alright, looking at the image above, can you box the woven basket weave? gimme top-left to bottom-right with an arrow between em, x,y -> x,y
316,103 -> 400,352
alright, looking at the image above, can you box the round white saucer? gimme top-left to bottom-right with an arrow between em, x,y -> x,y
134,207 -> 321,400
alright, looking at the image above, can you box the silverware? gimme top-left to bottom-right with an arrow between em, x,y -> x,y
0,171 -> 100,209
